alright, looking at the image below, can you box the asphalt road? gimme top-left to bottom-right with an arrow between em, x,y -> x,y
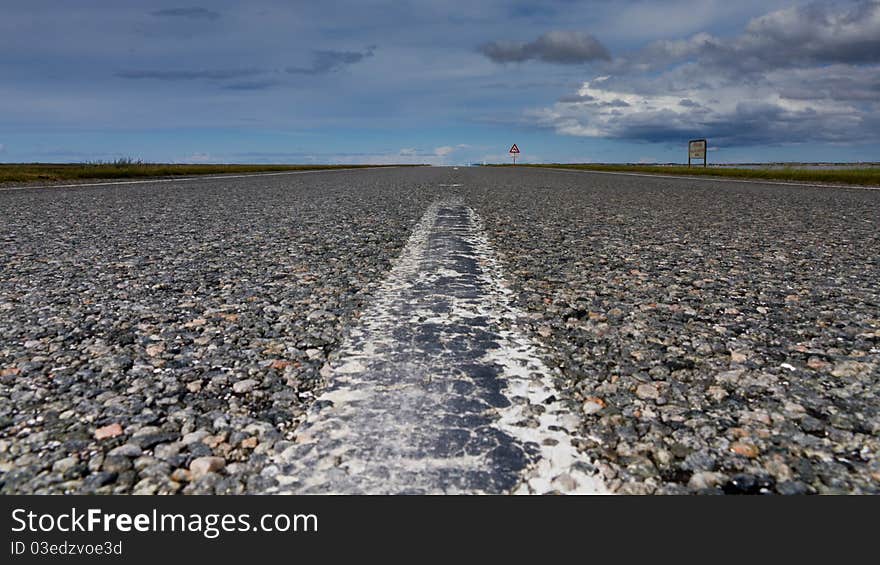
1,167 -> 877,494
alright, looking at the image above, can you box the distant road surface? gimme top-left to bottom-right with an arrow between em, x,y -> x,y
1,167 -> 877,494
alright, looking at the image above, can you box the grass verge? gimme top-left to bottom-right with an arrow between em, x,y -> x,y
494,163 -> 880,186
0,162 -> 415,185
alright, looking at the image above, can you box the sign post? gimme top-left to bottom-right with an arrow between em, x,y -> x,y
688,139 -> 707,168
509,143 -> 520,165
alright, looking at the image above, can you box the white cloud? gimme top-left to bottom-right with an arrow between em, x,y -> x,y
536,69 -> 868,145
433,145 -> 455,156
533,1 -> 880,147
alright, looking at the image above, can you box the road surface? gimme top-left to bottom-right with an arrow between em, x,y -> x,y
1,167 -> 877,494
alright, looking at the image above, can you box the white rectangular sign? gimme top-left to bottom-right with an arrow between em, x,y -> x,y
688,139 -> 706,159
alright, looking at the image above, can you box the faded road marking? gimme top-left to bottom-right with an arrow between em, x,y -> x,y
266,198 -> 607,494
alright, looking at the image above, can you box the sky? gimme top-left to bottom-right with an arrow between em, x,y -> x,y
2,0 -> 880,165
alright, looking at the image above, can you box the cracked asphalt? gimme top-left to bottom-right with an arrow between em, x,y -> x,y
1,166 -> 877,494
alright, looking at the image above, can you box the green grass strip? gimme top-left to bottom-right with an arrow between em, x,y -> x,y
0,163 -> 416,184
492,163 -> 880,187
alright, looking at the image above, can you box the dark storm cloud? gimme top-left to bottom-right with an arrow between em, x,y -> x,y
610,103 -> 858,145
286,47 -> 376,75
777,66 -> 880,102
739,0 -> 880,67
540,1 -> 880,147
115,69 -> 263,81
557,93 -> 596,103
151,7 -> 221,20
705,102 -> 862,145
624,0 -> 880,73
480,31 -> 610,64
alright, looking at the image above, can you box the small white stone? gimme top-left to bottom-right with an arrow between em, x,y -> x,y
582,400 -> 604,415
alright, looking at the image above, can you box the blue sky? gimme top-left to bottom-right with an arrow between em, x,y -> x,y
2,1 -> 879,165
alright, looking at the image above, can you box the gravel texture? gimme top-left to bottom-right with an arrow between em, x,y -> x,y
0,168 -> 443,494
2,166 -> 878,495
468,167 -> 880,494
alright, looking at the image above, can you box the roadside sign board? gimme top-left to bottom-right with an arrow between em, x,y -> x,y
688,138 -> 707,167
509,143 -> 520,165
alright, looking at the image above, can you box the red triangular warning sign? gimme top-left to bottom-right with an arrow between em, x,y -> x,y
509,144 -> 520,153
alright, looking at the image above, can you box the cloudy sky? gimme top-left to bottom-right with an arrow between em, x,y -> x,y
2,0 -> 879,164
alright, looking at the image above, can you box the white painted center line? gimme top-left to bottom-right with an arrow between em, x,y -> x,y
266,199 -> 607,494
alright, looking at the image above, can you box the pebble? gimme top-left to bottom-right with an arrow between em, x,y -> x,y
581,397 -> 605,415
52,456 -> 79,474
181,430 -> 210,445
800,416 -> 825,434
189,456 -> 226,479
108,444 -> 143,458
730,442 -> 760,458
688,471 -> 726,490
101,456 -> 133,474
232,379 -> 259,394
94,423 -> 124,440
170,469 -> 192,483
153,443 -> 182,460
635,383 -> 659,400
